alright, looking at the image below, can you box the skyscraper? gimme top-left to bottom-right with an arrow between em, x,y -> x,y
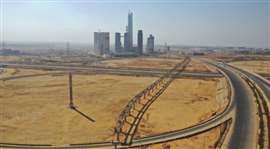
124,32 -> 129,50
147,34 -> 154,53
115,32 -> 122,53
137,30 -> 143,55
123,11 -> 133,51
94,32 -> 110,56
128,11 -> 133,49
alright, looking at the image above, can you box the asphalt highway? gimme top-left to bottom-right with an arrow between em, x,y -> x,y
56,62 -> 257,148
234,66 -> 270,100
0,62 -> 222,78
127,63 -> 258,149
0,61 -> 264,149
219,65 -> 258,149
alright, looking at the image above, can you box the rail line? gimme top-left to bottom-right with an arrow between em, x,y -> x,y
114,57 -> 191,145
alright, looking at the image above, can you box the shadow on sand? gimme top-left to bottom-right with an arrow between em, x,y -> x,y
71,107 -> 95,123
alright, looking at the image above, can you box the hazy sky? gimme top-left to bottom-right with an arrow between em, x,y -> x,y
1,0 -> 270,48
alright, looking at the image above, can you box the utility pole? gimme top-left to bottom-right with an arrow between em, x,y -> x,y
69,72 -> 75,109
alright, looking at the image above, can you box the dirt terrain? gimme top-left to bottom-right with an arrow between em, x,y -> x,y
96,57 -> 183,69
0,56 -> 23,62
0,68 -> 55,79
230,60 -> 270,80
133,124 -> 224,149
0,58 -> 227,147
135,78 -> 227,138
0,73 -> 156,145
230,60 -> 270,74
98,57 -> 218,74
184,59 -> 218,73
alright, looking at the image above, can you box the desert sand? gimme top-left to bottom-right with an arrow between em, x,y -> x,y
0,58 -> 227,147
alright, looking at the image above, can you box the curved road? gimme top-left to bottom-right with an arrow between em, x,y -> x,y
219,65 -> 258,149
231,65 -> 270,100
0,61 -> 264,149
124,63 -> 258,149
66,62 -> 260,149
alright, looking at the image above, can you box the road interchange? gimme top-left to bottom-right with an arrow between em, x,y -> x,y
0,59 -> 269,149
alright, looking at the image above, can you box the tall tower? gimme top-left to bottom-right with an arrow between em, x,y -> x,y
94,32 -> 110,56
128,11 -> 133,49
147,34 -> 155,54
137,30 -> 143,55
124,32 -> 129,50
115,32 -> 122,53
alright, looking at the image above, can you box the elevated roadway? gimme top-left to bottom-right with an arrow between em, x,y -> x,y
0,63 -> 222,78
120,62 -> 259,149
1,60 -> 267,149
230,65 -> 270,101
218,64 -> 257,149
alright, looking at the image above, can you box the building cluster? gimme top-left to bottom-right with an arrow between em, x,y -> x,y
94,11 -> 155,56
0,48 -> 21,55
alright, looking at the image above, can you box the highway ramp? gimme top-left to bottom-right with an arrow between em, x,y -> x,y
218,65 -> 258,149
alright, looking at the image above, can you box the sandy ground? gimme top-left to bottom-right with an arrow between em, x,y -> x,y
0,68 -> 53,79
230,61 -> 270,75
0,73 -> 156,145
0,56 -> 23,62
0,64 -> 227,147
184,59 -> 218,73
96,58 -> 183,69
97,58 -> 219,73
135,78 -> 226,138
132,124 -> 223,149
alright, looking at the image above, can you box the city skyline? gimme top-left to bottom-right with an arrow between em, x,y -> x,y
1,0 -> 269,48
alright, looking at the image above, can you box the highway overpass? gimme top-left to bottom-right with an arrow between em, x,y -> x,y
1,60 -> 269,149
